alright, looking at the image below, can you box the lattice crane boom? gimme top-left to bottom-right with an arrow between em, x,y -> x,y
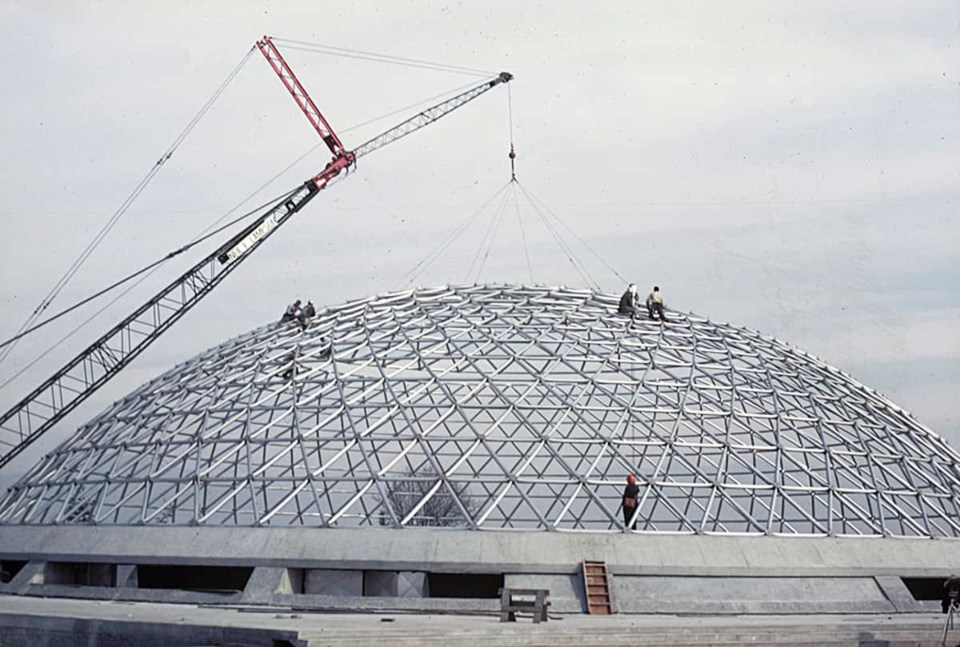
0,37 -> 512,471
352,72 -> 513,161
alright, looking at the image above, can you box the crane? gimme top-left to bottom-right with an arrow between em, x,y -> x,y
0,36 -> 513,471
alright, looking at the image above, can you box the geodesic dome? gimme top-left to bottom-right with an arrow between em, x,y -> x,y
2,284 -> 959,537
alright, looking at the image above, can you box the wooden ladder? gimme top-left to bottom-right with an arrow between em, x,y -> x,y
582,560 -> 613,614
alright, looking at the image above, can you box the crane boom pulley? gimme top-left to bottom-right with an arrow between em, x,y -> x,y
0,38 -> 513,471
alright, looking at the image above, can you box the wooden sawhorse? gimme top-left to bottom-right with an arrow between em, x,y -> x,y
499,587 -> 550,623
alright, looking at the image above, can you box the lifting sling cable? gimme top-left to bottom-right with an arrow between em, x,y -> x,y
392,73 -> 520,290
466,187 -> 512,283
390,181 -> 512,291
517,181 -> 630,285
513,188 -> 535,284
0,66 -> 513,472
514,182 -> 599,290
0,47 -> 257,368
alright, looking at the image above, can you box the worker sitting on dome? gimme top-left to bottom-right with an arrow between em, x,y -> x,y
281,299 -> 301,323
622,474 -> 639,530
297,300 -> 317,330
646,286 -> 668,323
618,284 -> 641,319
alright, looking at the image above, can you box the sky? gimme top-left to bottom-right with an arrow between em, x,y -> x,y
0,1 -> 958,489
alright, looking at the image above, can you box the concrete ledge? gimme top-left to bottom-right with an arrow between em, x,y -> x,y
16,582 -> 244,605
0,526 -> 957,577
0,593 -> 955,647
0,610 -> 305,647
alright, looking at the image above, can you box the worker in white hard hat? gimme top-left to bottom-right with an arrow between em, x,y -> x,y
618,283 -> 641,319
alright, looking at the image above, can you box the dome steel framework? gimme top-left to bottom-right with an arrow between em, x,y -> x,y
2,284 -> 958,537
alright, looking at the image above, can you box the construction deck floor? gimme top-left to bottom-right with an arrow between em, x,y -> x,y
1,594 -> 958,646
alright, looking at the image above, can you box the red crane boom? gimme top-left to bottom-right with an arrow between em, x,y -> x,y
256,36 -> 350,159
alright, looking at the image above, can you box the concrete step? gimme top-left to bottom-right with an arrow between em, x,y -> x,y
298,624 -> 954,647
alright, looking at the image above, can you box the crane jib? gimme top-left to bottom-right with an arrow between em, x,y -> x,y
221,214 -> 278,264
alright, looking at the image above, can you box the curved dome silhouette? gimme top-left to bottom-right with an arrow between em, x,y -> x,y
2,284 -> 958,537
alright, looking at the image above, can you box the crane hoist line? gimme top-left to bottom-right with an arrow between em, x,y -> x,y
0,36 -> 513,471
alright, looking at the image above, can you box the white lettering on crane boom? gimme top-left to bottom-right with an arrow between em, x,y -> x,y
226,214 -> 278,262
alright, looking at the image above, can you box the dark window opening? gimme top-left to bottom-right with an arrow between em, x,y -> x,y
902,577 -> 949,601
45,562 -> 115,587
427,572 -> 503,598
136,565 -> 252,593
0,560 -> 26,583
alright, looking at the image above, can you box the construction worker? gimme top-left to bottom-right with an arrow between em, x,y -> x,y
281,299 -> 301,323
646,286 -> 667,322
297,300 -> 316,330
618,284 -> 641,319
943,574 -> 960,614
622,474 -> 639,530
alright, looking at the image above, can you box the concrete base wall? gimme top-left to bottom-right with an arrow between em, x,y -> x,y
0,525 -> 956,614
614,575 -> 894,614
0,526 -> 956,577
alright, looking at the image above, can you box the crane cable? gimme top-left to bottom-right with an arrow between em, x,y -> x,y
0,46 -> 257,368
505,85 -> 533,283
3,73 -> 487,354
465,83 -> 521,283
507,83 -> 518,183
272,38 -> 495,78
1,41 -> 512,390
0,187 -> 302,392
0,187 -> 300,353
